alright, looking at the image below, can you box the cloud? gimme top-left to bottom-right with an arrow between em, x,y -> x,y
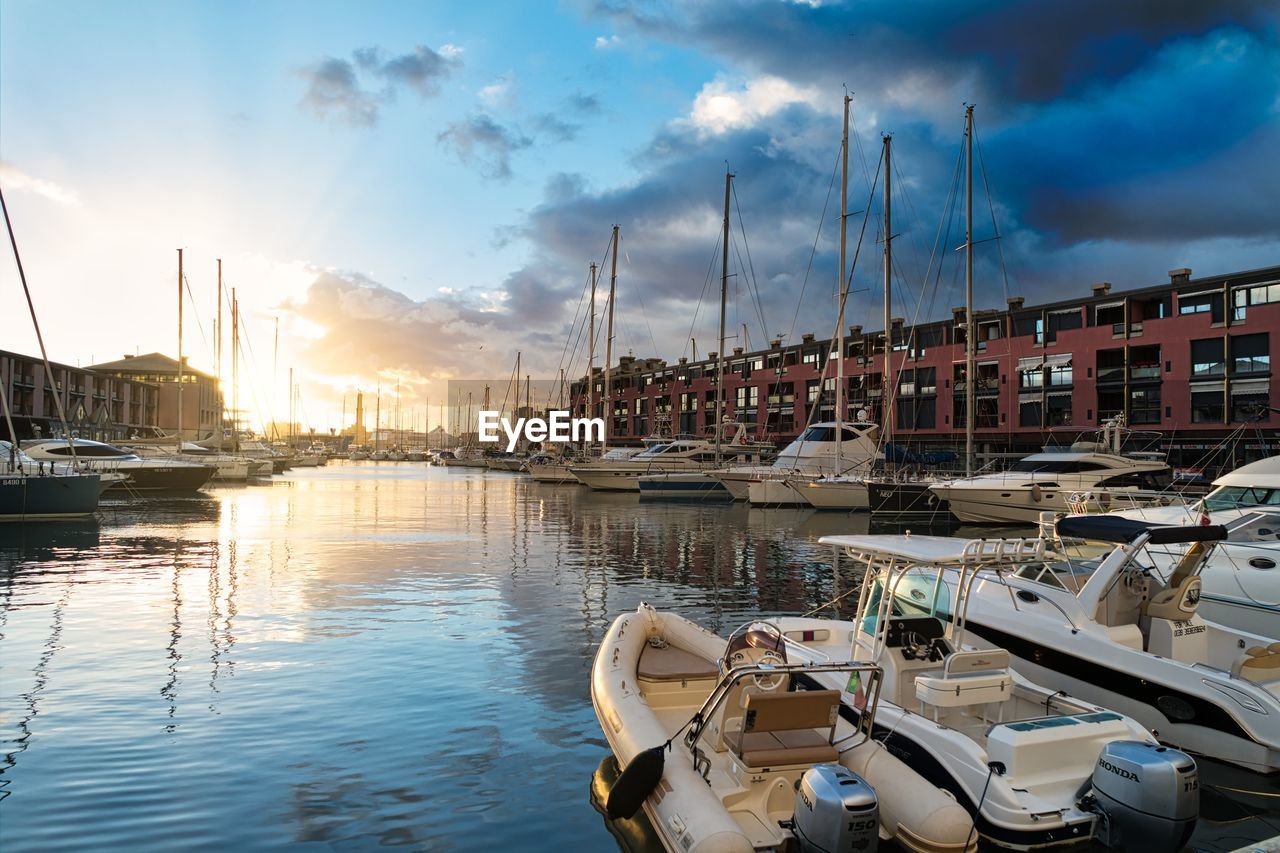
298,43 -> 462,126
687,74 -> 824,136
594,34 -> 622,49
535,113 -> 581,142
437,115 -> 533,180
478,74 -> 515,107
0,162 -> 82,207
569,91 -> 602,113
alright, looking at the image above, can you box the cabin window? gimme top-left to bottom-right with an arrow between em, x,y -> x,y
1204,487 -> 1280,511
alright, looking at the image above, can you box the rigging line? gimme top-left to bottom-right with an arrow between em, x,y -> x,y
848,101 -> 874,200
614,230 -> 661,360
730,181 -> 771,349
889,151 -> 929,303
786,141 -> 843,347
545,265 -> 593,408
971,114 -> 1013,304
681,226 -> 722,362
181,273 -> 213,366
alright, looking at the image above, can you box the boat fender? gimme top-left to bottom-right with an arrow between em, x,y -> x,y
606,744 -> 666,820
1030,484 -> 1042,503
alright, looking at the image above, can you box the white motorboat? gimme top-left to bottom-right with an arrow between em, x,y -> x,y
347,444 -> 371,461
877,517 -> 1280,774
930,416 -> 1170,524
23,438 -> 216,493
706,421 -> 881,503
1067,455 -> 1280,637
525,453 -> 581,483
128,442 -> 252,482
572,424 -> 772,492
800,533 -> 1203,848
593,604 -> 977,853
406,450 -> 426,462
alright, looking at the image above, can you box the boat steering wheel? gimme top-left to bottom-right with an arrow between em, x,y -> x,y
722,621 -> 789,691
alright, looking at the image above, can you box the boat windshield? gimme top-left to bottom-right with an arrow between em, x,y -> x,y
46,444 -> 129,458
794,426 -> 861,443
1203,486 -> 1280,511
1009,459 -> 1110,473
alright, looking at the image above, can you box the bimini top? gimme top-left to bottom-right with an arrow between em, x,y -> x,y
1055,515 -> 1228,545
818,534 -> 1045,565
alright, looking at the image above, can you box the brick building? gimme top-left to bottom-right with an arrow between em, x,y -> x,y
1,350 -> 160,441
570,266 -> 1279,467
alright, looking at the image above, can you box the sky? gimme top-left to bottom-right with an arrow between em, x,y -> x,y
2,0 -> 1278,433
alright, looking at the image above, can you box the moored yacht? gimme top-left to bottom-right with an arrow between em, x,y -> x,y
706,421 -> 880,503
880,517 -> 1280,774
930,417 -> 1170,524
2,441 -> 105,520
571,424 -> 772,492
798,532 -> 1204,848
23,438 -> 215,492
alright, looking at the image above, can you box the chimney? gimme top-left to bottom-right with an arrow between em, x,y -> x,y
708,351 -> 718,360
732,347 -> 743,355
952,306 -> 967,321
891,316 -> 904,327
678,357 -> 688,365
770,338 -> 782,349
1091,282 -> 1112,296
1168,268 -> 1192,285
1007,296 -> 1024,310
801,333 -> 815,344
849,325 -> 862,336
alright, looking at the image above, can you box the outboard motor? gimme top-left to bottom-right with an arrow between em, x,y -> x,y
792,764 -> 878,852
1086,741 -> 1198,850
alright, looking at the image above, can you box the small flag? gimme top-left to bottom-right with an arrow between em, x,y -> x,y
846,670 -> 867,711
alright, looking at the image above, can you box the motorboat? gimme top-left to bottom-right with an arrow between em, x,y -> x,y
593,604 -> 977,852
796,533 -> 1203,848
22,438 -> 215,493
1063,455 -> 1280,636
930,417 -> 1171,524
879,517 -> 1280,774
406,450 -> 426,462
485,453 -> 525,472
128,442 -> 252,482
525,453 -> 581,483
2,441 -> 105,521
636,471 -> 732,501
791,475 -> 871,511
571,424 -> 773,492
705,421 -> 880,504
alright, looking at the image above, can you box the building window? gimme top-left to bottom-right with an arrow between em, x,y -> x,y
1232,281 -> 1280,321
1046,394 -> 1072,426
1047,309 -> 1082,343
1230,382 -> 1271,423
1230,333 -> 1270,375
1129,386 -> 1161,425
1097,389 -> 1124,422
1178,291 -> 1223,321
1096,349 -> 1125,383
1128,345 -> 1161,381
1020,365 -> 1044,389
1019,399 -> 1043,427
1047,364 -> 1073,387
897,369 -> 915,397
1190,338 -> 1225,378
1093,302 -> 1124,331
1191,389 -> 1224,423
896,397 -> 935,430
917,367 -> 936,396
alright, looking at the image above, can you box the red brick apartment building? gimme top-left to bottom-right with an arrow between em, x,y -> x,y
570,266 -> 1279,468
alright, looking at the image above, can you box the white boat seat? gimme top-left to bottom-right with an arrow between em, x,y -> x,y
1232,643 -> 1280,682
1144,575 -> 1201,622
915,649 -> 1012,708
637,644 -> 719,682
723,689 -> 840,768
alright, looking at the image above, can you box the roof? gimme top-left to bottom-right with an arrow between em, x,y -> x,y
1214,455 -> 1280,490
817,534 -> 1044,564
88,352 -> 214,379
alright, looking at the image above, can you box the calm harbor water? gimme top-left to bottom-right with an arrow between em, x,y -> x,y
1,464 -> 1275,851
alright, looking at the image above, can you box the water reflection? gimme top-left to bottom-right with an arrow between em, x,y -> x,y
0,466 -> 1272,851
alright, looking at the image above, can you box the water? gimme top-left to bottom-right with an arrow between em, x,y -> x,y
0,465 -> 1274,851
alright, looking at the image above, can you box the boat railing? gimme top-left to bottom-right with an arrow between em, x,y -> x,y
684,659 -> 883,773
959,538 -> 1047,565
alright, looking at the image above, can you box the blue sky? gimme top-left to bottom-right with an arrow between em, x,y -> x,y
3,0 -> 1278,430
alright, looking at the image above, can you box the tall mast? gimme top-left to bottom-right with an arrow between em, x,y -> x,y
716,170 -> 732,461
375,384 -> 381,451
588,261 -> 597,435
176,248 -> 183,453
216,258 -> 223,450
604,224 -> 619,450
836,94 -> 849,466
231,289 -> 239,451
272,317 -> 279,440
515,351 -> 521,419
289,367 -> 294,447
964,105 -> 975,477
883,133 -> 893,450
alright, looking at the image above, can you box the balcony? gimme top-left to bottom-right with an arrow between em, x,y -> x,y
1096,366 -> 1125,384
1129,365 -> 1161,381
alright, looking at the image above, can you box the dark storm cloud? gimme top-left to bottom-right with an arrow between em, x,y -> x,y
437,115 -> 534,180
298,44 -> 461,126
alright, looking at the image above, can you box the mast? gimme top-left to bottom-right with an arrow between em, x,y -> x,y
836,94 -> 849,466
231,289 -> 238,451
604,225 -> 619,449
515,351 -> 521,419
375,385 -> 381,452
216,258 -> 223,451
176,248 -> 184,453
588,262 -> 597,434
883,133 -> 893,450
716,170 -> 732,461
289,367 -> 294,447
964,104 -> 975,477
272,317 -> 279,440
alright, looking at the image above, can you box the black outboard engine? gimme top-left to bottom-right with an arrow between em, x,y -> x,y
1087,741 -> 1198,850
792,764 -> 878,852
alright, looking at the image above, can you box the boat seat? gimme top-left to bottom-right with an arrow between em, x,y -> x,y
723,689 -> 840,769
915,649 -> 1012,709
637,643 -> 719,682
1144,575 -> 1201,622
1232,643 -> 1280,682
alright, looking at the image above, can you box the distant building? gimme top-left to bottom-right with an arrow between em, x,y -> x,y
87,353 -> 222,441
1,349 -> 160,441
570,265 -> 1280,468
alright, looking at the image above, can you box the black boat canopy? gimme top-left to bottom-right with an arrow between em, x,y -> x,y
1056,515 -> 1228,545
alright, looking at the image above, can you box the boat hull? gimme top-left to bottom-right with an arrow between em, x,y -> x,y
637,473 -> 729,501
931,485 -> 1084,524
528,463 -> 578,483
746,477 -> 808,506
0,472 -> 102,520
867,480 -> 954,519
797,478 -> 869,510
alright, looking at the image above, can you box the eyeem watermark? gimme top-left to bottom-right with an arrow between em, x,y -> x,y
478,410 -> 603,452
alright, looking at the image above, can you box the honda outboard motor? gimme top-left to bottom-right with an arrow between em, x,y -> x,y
1087,741 -> 1198,850
792,764 -> 878,852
